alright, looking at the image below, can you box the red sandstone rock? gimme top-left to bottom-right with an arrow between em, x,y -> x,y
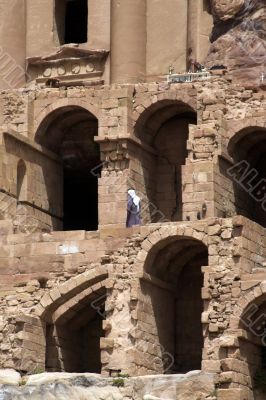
205,0 -> 266,84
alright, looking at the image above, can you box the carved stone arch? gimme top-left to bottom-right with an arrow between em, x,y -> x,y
136,224 -> 209,273
37,266 -> 108,373
231,282 -> 266,399
132,95 -> 197,224
133,96 -> 197,143
33,99 -> 102,231
226,117 -> 266,144
228,120 -> 266,159
34,98 -> 101,138
37,266 -> 108,321
52,279 -> 107,325
226,119 -> 266,228
231,281 -> 266,328
135,226 -> 208,374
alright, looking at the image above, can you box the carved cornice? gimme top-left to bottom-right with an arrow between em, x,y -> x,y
27,45 -> 109,87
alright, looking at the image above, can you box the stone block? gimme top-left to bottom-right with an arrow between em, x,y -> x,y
217,388 -> 249,400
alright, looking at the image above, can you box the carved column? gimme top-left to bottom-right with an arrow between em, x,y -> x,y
187,0 -> 213,67
187,0 -> 201,67
0,0 -> 26,89
110,0 -> 146,83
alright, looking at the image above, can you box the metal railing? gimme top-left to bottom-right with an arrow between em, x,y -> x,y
167,71 -> 212,83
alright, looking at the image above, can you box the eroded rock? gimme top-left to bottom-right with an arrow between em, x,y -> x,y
205,0 -> 266,84
0,369 -> 21,385
0,371 -> 215,400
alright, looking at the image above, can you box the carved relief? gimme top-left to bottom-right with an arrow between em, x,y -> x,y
43,68 -> 52,77
27,46 -> 109,87
86,63 -> 95,73
57,65 -> 66,76
72,63 -> 80,74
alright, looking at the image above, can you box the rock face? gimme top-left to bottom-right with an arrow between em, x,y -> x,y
0,371 -> 215,400
205,0 -> 266,84
0,370 -> 20,386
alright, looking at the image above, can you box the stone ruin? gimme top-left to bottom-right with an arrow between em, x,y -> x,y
0,0 -> 265,399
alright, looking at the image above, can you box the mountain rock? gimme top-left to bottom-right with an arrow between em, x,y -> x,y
205,0 -> 266,84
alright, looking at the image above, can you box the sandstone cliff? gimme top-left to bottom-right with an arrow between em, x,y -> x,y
205,0 -> 266,84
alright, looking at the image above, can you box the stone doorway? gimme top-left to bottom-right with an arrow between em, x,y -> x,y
36,106 -> 100,231
135,101 -> 196,223
240,299 -> 266,399
139,236 -> 208,374
228,127 -> 266,228
45,286 -> 106,373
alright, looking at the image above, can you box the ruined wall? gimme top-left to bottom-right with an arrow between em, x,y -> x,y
0,78 -> 265,231
0,214 -> 265,400
0,78 -> 264,400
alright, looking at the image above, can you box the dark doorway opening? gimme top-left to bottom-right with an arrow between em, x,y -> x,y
46,287 -> 106,373
135,102 -> 197,224
240,299 -> 266,399
65,0 -> 88,44
63,169 -> 98,231
36,106 -> 100,232
153,112 -> 196,222
60,117 -> 100,231
228,128 -> 266,228
141,237 -> 208,374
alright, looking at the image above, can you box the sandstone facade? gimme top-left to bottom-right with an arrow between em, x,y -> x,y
0,77 -> 264,400
0,1 -> 265,400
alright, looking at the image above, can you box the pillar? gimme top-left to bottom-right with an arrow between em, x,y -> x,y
187,0 -> 200,67
111,0 -> 146,84
0,0 -> 26,89
187,0 -> 213,67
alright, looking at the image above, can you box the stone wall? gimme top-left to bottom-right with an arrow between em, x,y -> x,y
0,216 -> 263,392
0,77 -> 265,400
0,78 -> 265,231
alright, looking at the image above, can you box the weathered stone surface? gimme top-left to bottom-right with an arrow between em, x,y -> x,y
0,372 -> 215,400
134,371 -> 215,400
0,369 -> 21,385
206,0 -> 266,84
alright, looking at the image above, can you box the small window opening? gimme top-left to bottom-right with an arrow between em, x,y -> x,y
55,0 -> 88,45
65,0 -> 88,44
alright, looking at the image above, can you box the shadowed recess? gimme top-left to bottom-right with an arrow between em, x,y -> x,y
36,106 -> 100,231
140,236 -> 208,374
228,127 -> 266,228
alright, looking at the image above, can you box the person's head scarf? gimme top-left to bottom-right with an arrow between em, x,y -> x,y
128,189 -> 140,212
